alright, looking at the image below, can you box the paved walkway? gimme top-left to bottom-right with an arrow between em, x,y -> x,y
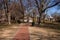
13,24 -> 30,40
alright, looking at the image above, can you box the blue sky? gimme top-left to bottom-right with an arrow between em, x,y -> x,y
47,5 -> 60,17
0,0 -> 60,16
6,0 -> 60,17
47,6 -> 58,16
45,0 -> 60,16
9,0 -> 60,16
22,0 -> 60,14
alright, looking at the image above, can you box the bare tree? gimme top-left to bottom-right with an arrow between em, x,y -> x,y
19,0 -> 25,22
3,0 -> 11,24
51,12 -> 60,22
35,0 -> 60,25
1,0 -> 25,24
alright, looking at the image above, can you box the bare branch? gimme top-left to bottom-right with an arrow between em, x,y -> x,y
42,2 -> 60,13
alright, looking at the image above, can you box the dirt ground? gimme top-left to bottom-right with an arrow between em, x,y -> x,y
0,23 -> 60,40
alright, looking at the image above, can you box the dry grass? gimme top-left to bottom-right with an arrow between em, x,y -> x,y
29,26 -> 60,40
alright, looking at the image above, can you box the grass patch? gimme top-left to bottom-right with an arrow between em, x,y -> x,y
39,23 -> 60,30
0,24 -> 13,29
0,23 -> 21,29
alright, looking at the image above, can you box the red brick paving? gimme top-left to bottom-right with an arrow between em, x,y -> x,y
13,25 -> 30,40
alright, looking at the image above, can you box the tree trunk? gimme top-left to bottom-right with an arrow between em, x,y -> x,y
20,0 -> 24,23
38,17 -> 41,24
22,15 -> 24,23
27,15 -> 29,23
38,9 -> 42,25
32,12 -> 35,26
8,12 -> 11,25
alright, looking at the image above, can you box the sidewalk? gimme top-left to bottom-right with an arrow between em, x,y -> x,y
13,24 -> 30,40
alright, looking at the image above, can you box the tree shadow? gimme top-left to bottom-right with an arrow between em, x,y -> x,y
38,23 -> 60,30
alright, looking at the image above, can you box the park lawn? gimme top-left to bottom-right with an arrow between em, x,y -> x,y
0,23 -> 19,29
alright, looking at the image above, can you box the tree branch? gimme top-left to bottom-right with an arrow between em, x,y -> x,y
42,2 -> 60,13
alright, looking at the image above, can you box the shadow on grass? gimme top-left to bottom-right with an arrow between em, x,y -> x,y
0,23 -> 21,29
37,23 -> 60,30
0,24 -> 13,29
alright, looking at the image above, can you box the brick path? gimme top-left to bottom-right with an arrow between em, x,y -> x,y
13,24 -> 30,40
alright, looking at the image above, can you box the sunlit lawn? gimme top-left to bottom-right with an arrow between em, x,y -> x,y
0,23 -> 19,29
